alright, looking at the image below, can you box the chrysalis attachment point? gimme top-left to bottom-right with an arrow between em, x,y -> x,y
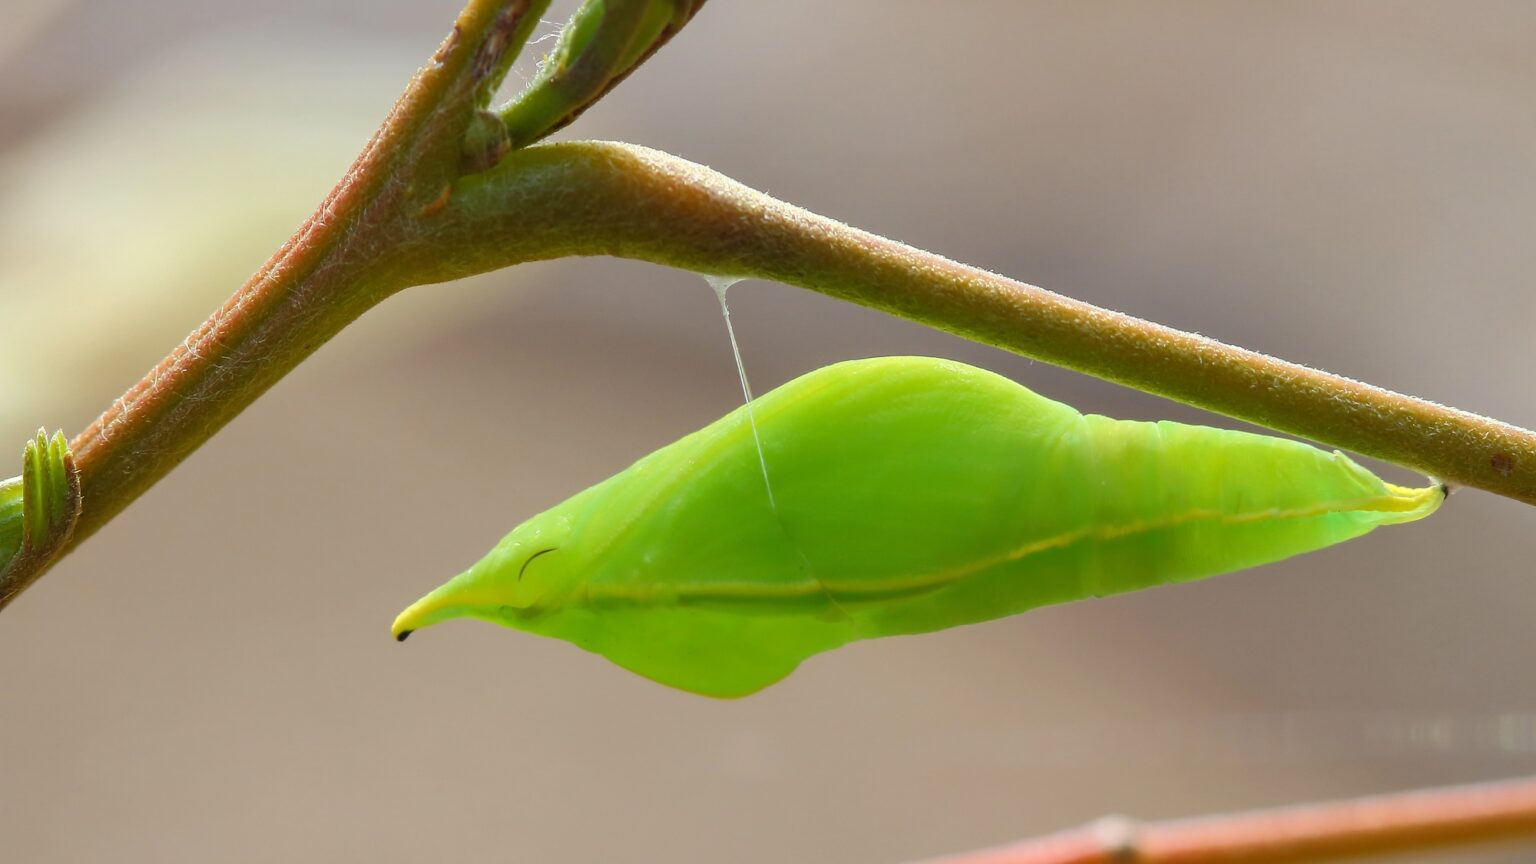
705,275 -> 777,512
703,274 -> 743,298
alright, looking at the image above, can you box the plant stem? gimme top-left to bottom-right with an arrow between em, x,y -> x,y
41,0 -> 547,573
913,774 -> 1536,864
407,141 -> 1536,504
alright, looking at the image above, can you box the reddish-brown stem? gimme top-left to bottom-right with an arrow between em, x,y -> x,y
55,0 -> 541,561
917,774 -> 1536,864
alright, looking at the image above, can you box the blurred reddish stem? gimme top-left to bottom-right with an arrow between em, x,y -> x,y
915,774 -> 1536,864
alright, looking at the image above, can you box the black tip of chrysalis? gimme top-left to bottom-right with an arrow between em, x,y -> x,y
396,630 -> 413,642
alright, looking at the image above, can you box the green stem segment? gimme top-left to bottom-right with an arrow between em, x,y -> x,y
499,0 -> 705,148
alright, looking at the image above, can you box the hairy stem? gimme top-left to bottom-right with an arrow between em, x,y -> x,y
4,0 -> 717,608
42,0 -> 548,569
396,140 -> 1536,505
914,774 -> 1536,864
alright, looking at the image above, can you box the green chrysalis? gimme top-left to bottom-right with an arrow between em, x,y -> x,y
393,357 -> 1441,698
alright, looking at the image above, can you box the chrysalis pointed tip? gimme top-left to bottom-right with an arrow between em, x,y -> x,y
395,629 -> 413,642
1376,481 -> 1445,525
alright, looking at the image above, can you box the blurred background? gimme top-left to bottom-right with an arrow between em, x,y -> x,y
1,1 -> 1533,862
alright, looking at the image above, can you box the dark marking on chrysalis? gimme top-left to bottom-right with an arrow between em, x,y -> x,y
1490,452 -> 1515,477
519,547 -> 558,581
396,629 -> 413,642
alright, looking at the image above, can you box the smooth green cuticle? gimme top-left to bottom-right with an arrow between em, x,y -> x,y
394,357 -> 1441,698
